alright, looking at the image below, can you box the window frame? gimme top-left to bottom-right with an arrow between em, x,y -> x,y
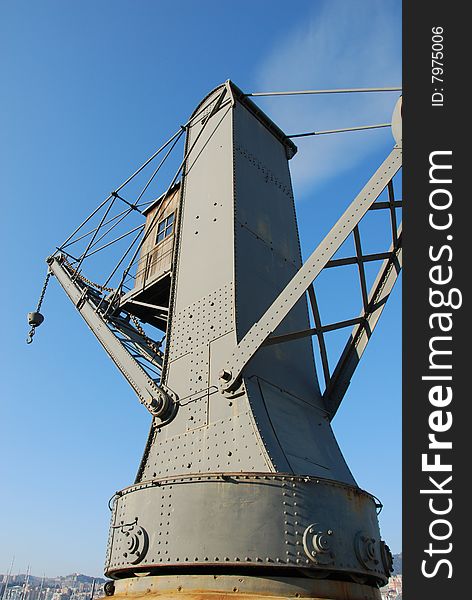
155,212 -> 175,244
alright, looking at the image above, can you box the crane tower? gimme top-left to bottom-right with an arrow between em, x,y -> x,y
29,81 -> 402,600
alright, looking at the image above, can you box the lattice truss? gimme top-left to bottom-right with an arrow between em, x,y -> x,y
299,176 -> 401,418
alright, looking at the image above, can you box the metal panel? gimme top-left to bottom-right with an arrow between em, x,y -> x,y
106,473 -> 389,587
171,89 -> 235,314
233,99 -> 320,404
257,379 -> 355,483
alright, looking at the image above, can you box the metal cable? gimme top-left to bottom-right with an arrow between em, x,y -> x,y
56,127 -> 184,251
112,88 -> 230,299
246,86 -> 402,97
288,123 -> 391,138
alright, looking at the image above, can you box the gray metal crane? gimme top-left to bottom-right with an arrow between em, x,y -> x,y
29,81 -> 402,600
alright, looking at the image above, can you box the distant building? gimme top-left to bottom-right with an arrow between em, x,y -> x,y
380,574 -> 403,600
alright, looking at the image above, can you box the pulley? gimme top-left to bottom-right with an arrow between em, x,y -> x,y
27,311 -> 44,327
26,311 -> 44,344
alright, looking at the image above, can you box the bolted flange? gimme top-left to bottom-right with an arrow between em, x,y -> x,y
303,524 -> 335,566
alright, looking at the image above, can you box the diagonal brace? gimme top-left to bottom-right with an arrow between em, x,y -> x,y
323,226 -> 402,419
47,254 -> 176,422
218,145 -> 402,394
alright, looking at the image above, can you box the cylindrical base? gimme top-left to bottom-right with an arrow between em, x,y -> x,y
106,473 -> 389,586
111,573 -> 381,600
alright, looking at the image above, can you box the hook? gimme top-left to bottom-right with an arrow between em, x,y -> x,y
26,327 -> 35,344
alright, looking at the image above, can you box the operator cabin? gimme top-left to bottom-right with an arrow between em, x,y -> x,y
119,182 -> 180,332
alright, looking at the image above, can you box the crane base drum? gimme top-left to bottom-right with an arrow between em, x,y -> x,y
33,82 -> 402,600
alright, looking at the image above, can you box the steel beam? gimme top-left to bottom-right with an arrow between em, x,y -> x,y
323,227 -> 402,418
47,255 -> 174,420
219,145 -> 402,395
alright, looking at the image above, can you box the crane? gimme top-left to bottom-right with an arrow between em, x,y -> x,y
28,81 -> 402,600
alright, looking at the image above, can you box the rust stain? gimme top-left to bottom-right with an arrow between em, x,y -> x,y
106,587 -> 379,600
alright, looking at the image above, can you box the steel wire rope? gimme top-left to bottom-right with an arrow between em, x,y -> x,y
56,126 -> 184,251
62,131 -> 184,283
134,127 -> 186,205
75,195 -> 118,272
118,107 -> 231,294
108,88 -> 230,300
56,94 -> 231,255
84,223 -> 145,259
288,122 -> 391,138
245,86 -> 402,97
61,128 -> 185,291
61,207 -> 133,251
84,207 -> 136,254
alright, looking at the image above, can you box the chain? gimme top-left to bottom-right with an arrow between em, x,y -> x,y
129,314 -> 163,356
63,257 -> 114,293
36,272 -> 51,312
62,257 -> 161,356
27,271 -> 51,344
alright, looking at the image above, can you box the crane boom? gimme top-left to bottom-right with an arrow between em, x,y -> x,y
47,254 -> 176,421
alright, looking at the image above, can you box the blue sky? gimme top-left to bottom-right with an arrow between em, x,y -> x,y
0,0 -> 402,578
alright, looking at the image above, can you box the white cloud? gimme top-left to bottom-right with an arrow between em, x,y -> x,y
253,0 -> 401,195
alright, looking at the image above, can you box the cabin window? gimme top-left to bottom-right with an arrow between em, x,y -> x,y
156,213 -> 174,244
